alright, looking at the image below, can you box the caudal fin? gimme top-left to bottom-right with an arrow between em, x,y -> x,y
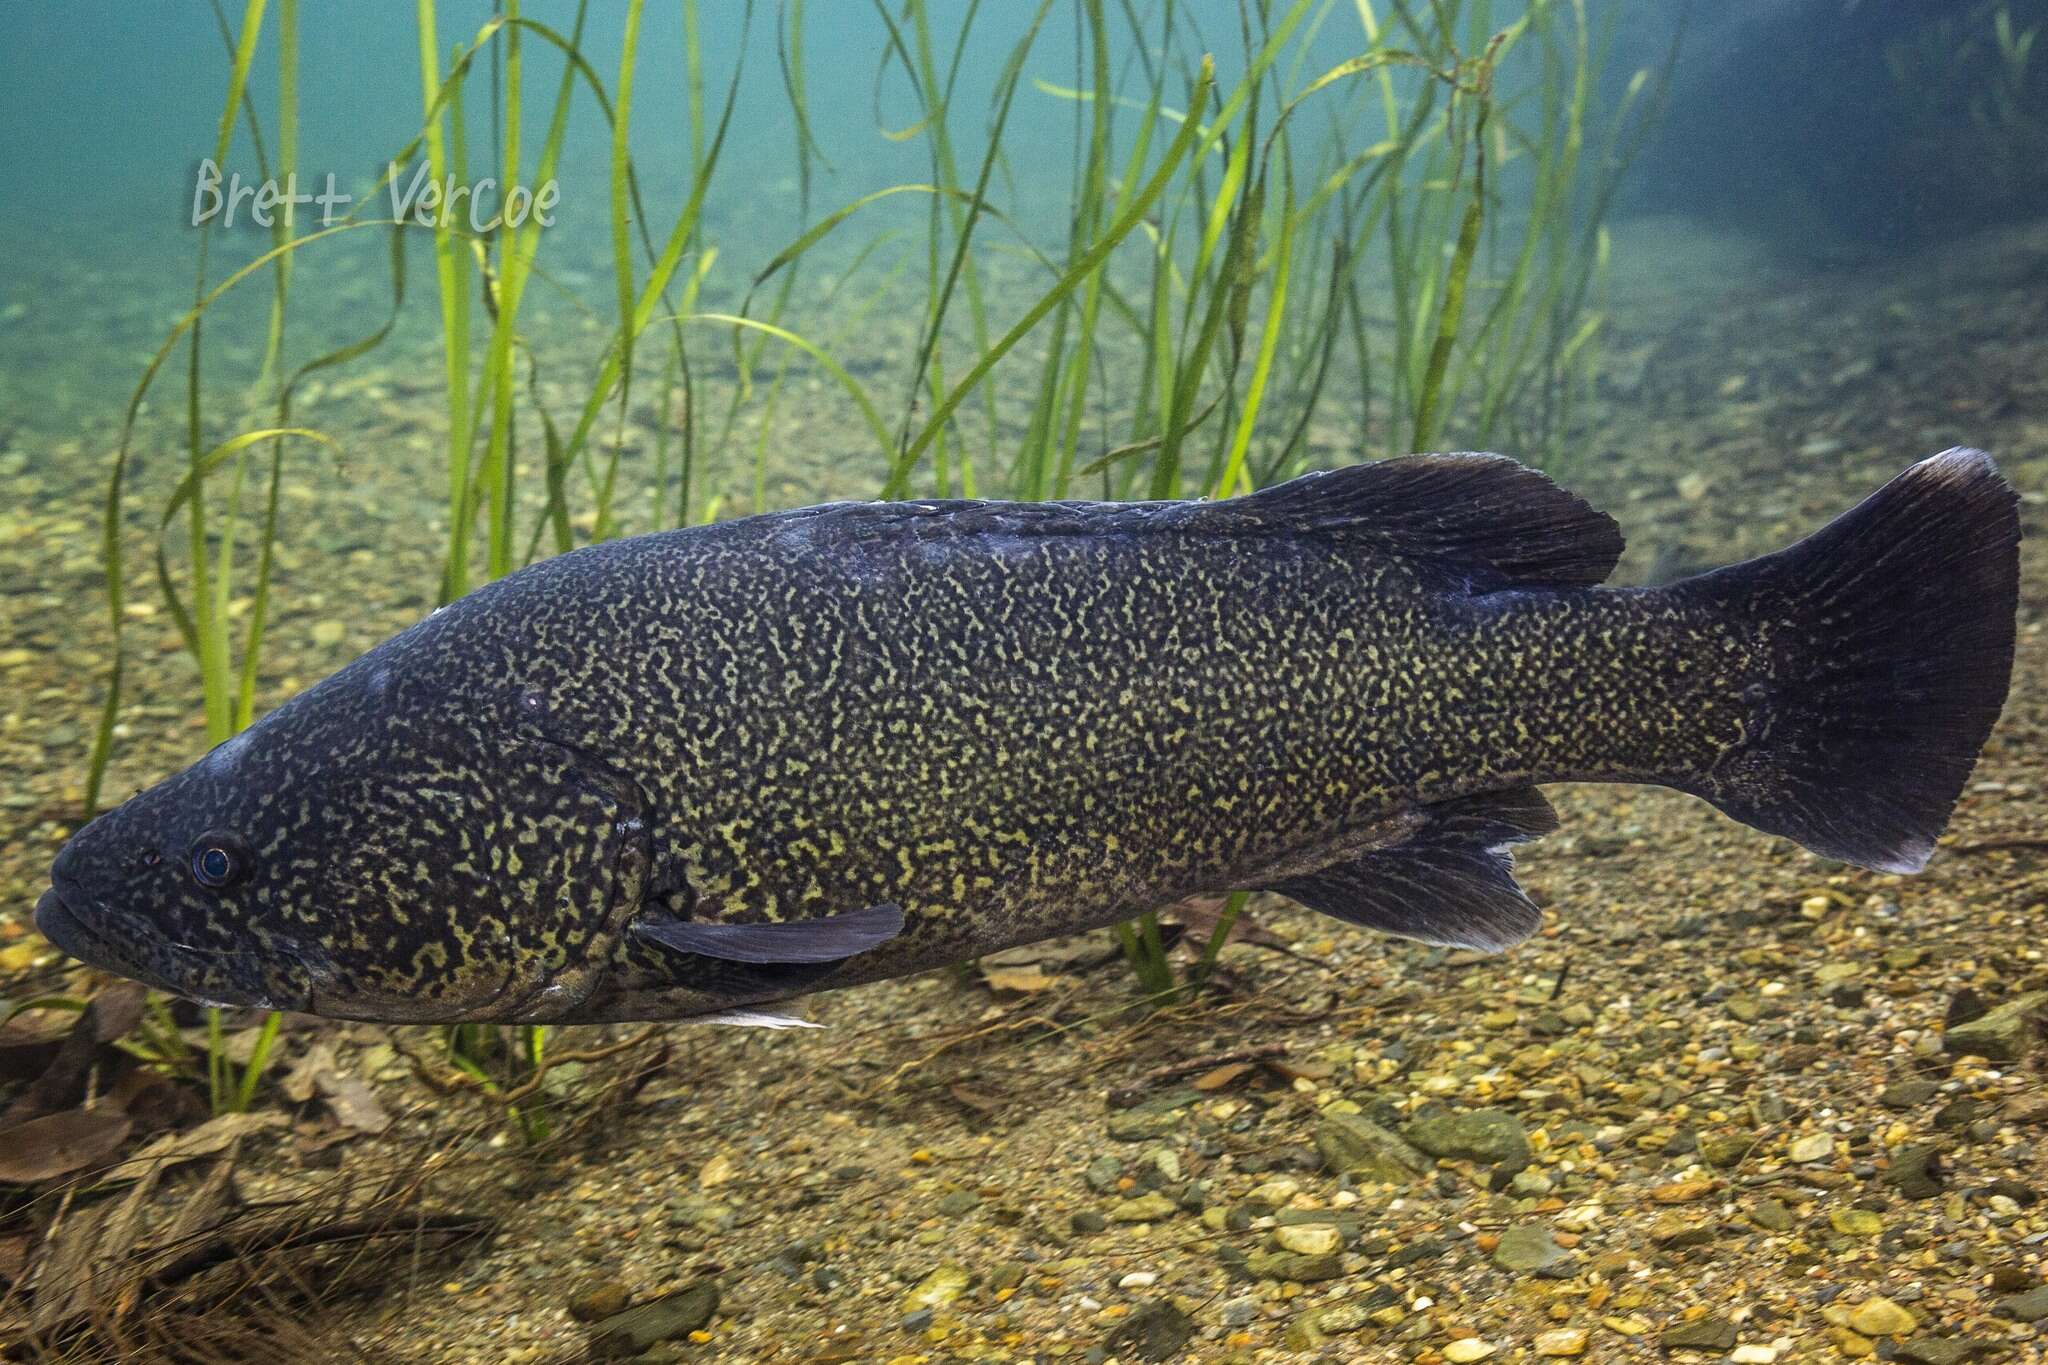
1679,448 -> 2020,873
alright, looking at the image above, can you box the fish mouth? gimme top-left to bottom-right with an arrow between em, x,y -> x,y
34,879 -> 312,1013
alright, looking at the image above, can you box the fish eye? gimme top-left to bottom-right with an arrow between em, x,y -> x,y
189,833 -> 251,890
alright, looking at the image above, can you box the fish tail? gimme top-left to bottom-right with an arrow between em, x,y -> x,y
1675,448 -> 2020,872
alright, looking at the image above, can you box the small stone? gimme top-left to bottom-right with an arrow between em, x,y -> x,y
587,1281 -> 718,1359
1729,1347 -> 1778,1364
1700,1133 -> 1752,1167
1750,1199 -> 1795,1232
1219,1295 -> 1260,1328
1788,1133 -> 1834,1163
1533,1327 -> 1588,1356
1884,1143 -> 1946,1200
1110,1191 -> 1179,1223
1100,1300 -> 1195,1362
1830,1208 -> 1884,1238
1272,1223 -> 1341,1256
1442,1339 -> 1496,1363
1846,1296 -> 1916,1337
1895,1339 -> 1997,1365
1071,1210 -> 1107,1234
1404,1107 -> 1531,1167
1650,1178 -> 1714,1204
1084,1155 -> 1123,1193
1244,1247 -> 1344,1282
1996,1284 -> 2048,1322
1660,1316 -> 1737,1351
903,1263 -> 972,1312
1943,990 -> 2048,1063
1881,1079 -> 1941,1109
1315,1303 -> 1373,1334
1315,1112 -> 1430,1182
310,619 -> 346,647
1491,1223 -> 1564,1273
567,1280 -> 630,1323
1108,1110 -> 1182,1141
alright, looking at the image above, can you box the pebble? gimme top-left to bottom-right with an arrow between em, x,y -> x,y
1845,1295 -> 1916,1337
1884,1143 -> 1946,1200
1314,1112 -> 1430,1182
567,1280 -> 630,1323
1996,1284 -> 2048,1322
1788,1133 -> 1834,1163
1750,1199 -> 1794,1232
1943,991 -> 2047,1063
1272,1223 -> 1341,1256
587,1282 -> 718,1360
1100,1300 -> 1194,1362
1533,1326 -> 1587,1356
1660,1316 -> 1737,1350
1442,1339 -> 1496,1363
1243,1247 -> 1344,1282
1109,1191 -> 1179,1223
903,1263 -> 971,1311
1491,1224 -> 1564,1273
1403,1107 -> 1531,1167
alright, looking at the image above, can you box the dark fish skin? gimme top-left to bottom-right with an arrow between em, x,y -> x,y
37,451 -> 2019,1024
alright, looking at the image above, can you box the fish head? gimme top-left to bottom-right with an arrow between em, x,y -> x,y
37,641 -> 650,1024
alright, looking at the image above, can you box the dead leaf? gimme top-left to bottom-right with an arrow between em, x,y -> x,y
981,932 -> 1121,974
0,1231 -> 30,1287
282,1042 -> 339,1104
1158,895 -> 1299,956
0,1009 -> 72,1082
1,984 -> 148,1127
980,965 -> 1060,994
102,1110 -> 286,1183
947,1083 -> 1004,1115
0,1107 -> 133,1183
1191,1062 -> 1255,1092
85,984 -> 147,1043
315,1070 -> 390,1135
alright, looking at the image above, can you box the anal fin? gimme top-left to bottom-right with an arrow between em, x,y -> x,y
1271,787 -> 1557,952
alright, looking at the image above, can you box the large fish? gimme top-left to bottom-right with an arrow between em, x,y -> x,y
36,450 -> 2020,1024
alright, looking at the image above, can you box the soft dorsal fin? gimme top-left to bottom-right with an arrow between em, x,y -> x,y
1200,455 -> 1624,590
1270,786 -> 1558,952
635,902 -> 905,964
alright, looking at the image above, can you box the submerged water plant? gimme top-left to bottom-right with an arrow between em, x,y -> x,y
83,0 -> 1662,1021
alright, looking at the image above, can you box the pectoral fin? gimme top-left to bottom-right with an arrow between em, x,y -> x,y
634,902 -> 906,964
1271,787 -> 1556,952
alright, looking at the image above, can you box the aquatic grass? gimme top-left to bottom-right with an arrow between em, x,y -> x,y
444,1021 -> 553,1144
80,0 -> 1672,1035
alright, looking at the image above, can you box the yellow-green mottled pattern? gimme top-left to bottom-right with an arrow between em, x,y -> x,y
41,459 -> 1790,1022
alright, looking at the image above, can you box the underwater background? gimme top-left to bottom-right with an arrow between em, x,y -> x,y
2,2 -> 2047,1360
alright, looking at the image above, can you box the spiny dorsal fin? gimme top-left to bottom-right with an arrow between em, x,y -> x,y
1270,786 -> 1558,952
1205,455 -> 1623,590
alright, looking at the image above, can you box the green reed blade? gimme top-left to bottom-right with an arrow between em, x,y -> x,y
884,56 -> 1216,498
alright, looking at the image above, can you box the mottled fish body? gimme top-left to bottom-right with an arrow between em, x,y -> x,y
39,451 -> 2020,1024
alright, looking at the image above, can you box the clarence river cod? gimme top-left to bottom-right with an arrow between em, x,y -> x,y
37,450 -> 2020,1024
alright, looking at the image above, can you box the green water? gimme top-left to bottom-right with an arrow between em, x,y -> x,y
2,2 -> 2046,1360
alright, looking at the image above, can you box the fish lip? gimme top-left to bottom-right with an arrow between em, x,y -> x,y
34,879 -> 312,1013
33,883 -> 96,963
